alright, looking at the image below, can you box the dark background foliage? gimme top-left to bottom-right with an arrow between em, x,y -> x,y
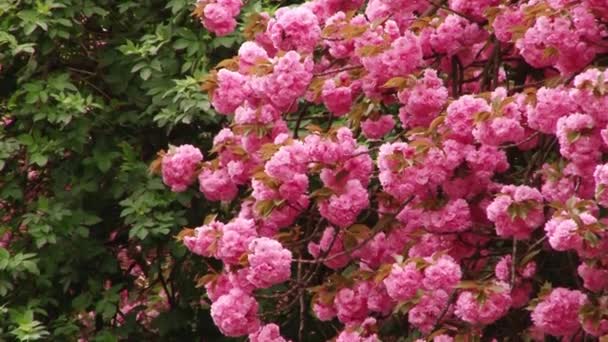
0,0 -> 270,340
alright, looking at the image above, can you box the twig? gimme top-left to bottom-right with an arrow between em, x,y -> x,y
511,238 -> 517,289
501,132 -> 540,149
314,65 -> 362,77
298,260 -> 305,342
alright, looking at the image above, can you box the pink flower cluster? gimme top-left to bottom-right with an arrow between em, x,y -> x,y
531,288 -> 587,337
197,0 -> 243,36
160,0 -> 608,339
161,145 -> 203,192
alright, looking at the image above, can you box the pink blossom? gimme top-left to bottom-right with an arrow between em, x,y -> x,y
265,141 -> 309,182
486,185 -> 545,239
322,78 -> 353,116
398,69 -> 448,128
267,6 -> 321,53
211,69 -> 250,115
210,288 -> 261,337
578,262 -> 608,292
161,145 -> 203,192
308,227 -> 350,270
430,15 -> 488,57
449,0 -> 500,20
198,167 -> 239,202
318,179 -> 369,228
334,283 -> 369,324
361,31 -> 422,82
493,6 -> 524,42
594,163 -> 608,206
446,95 -> 491,143
246,237 -> 292,288
544,213 -> 595,252
383,262 -> 423,301
408,289 -> 450,333
249,323 -> 288,342
361,115 -> 395,139
455,282 -> 512,325
263,51 -> 313,111
183,220 -> 223,257
238,42 -> 269,74
217,218 -> 257,265
313,299 -> 337,321
527,86 -> 577,134
336,329 -> 380,342
200,0 -> 242,36
531,287 -> 587,337
423,255 -> 462,291
556,113 -> 601,166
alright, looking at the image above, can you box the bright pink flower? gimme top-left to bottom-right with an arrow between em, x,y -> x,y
334,283 -> 369,324
161,145 -> 203,192
446,95 -> 491,143
578,262 -> 608,292
486,185 -> 545,239
183,220 -> 223,257
198,167 -> 239,202
211,69 -> 250,115
263,51 -> 313,111
217,218 -> 257,265
455,282 -> 512,325
448,0 -> 500,19
265,141 -> 310,182
200,0 -> 242,36
246,237 -> 292,288
544,213 -> 595,252
210,288 -> 261,337
361,115 -> 395,139
336,329 -> 380,342
408,289 -> 450,333
493,6 -> 524,42
267,6 -> 321,53
361,31 -> 422,81
423,255 -> 462,291
556,113 -> 601,166
238,42 -> 269,73
398,69 -> 448,128
322,78 -> 353,116
249,324 -> 288,342
383,262 -> 422,301
313,299 -> 337,321
308,227 -> 350,270
531,287 -> 587,337
594,163 -> 608,207
318,179 -> 369,228
527,86 -> 577,134
430,15 -> 488,56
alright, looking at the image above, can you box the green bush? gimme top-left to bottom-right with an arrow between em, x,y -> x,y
0,0 -> 260,339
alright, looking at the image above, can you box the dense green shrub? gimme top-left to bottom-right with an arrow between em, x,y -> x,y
0,0 -> 265,339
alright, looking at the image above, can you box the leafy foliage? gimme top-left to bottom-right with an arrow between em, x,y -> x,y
0,0 -> 256,339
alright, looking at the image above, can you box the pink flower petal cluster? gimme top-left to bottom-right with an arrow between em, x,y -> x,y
455,282 -> 513,325
486,185 -> 545,239
161,145 -> 203,192
267,6 -> 321,53
199,0 -> 243,36
183,220 -> 223,257
398,69 -> 448,128
210,288 -> 261,337
578,262 -> 608,292
531,287 -> 587,337
249,323 -> 288,342
246,237 -> 292,288
318,179 -> 369,228
361,115 -> 395,139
